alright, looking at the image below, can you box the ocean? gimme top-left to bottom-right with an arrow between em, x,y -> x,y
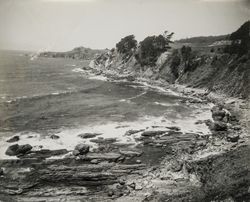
0,50 -> 211,158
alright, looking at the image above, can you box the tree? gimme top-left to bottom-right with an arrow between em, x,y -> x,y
116,35 -> 137,56
135,31 -> 173,66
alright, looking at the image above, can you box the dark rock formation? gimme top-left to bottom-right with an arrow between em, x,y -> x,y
5,144 -> 32,156
50,134 -> 60,140
210,121 -> 228,131
78,133 -> 101,139
124,129 -> 144,136
226,134 -> 240,143
141,130 -> 167,137
73,144 -> 90,156
6,136 -> 20,143
211,105 -> 226,121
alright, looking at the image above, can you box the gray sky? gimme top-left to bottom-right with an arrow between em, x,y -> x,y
0,0 -> 249,51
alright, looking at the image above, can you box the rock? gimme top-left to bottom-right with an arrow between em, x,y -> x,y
232,125 -> 242,131
195,120 -> 204,125
5,144 -> 32,156
6,136 -> 20,143
72,150 -> 80,156
90,137 -> 117,144
210,121 -> 228,131
136,159 -> 141,164
90,159 -> 99,164
227,134 -> 240,143
20,149 -> 68,159
78,133 -> 101,139
169,160 -> 183,172
50,134 -> 60,139
0,168 -> 3,175
211,105 -> 226,121
119,150 -> 142,157
83,152 -> 121,162
166,126 -> 181,131
119,179 -> 126,185
73,144 -> 90,156
108,190 -> 114,197
128,182 -> 136,189
135,184 -> 143,190
124,129 -> 144,136
141,130 -> 167,137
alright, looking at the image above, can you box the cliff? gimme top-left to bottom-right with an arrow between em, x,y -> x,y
92,22 -> 250,99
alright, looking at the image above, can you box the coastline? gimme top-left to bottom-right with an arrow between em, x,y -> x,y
0,60 -> 249,201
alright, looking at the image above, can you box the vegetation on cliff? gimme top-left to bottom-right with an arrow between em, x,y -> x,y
116,35 -> 137,61
135,32 -> 173,66
93,21 -> 250,98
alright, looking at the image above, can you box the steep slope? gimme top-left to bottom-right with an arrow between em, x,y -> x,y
92,21 -> 250,99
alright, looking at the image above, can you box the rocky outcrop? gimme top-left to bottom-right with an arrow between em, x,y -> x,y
78,133 -> 101,139
5,144 -> 32,156
91,22 -> 250,99
6,136 -> 20,143
73,144 -> 90,156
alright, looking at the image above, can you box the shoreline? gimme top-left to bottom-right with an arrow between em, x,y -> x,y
0,60 -> 249,201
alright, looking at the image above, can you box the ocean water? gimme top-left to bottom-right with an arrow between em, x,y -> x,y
0,50 -> 212,158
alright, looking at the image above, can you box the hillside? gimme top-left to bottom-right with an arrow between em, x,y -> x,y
39,46 -> 107,60
92,21 -> 250,99
175,34 -> 229,44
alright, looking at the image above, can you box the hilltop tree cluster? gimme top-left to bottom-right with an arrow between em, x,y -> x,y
135,32 -> 174,66
115,31 -> 174,67
116,35 -> 137,60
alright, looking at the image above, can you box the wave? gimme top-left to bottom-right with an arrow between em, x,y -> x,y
72,67 -> 84,73
2,86 -> 102,104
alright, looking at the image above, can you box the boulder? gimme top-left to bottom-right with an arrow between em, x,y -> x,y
166,126 -> 181,131
78,133 -> 101,139
50,134 -> 60,139
5,144 -> 32,156
141,130 -> 167,137
124,129 -> 144,136
169,160 -> 183,172
73,144 -> 90,155
211,105 -> 226,121
210,121 -> 228,131
6,136 -> 20,143
227,134 -> 240,143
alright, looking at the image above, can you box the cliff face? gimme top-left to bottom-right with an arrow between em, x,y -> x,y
92,23 -> 250,99
92,48 -> 250,99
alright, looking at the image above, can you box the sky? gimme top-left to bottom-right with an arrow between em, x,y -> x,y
0,0 -> 249,51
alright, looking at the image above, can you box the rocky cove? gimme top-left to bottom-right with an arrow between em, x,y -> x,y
0,57 -> 249,202
0,21 -> 250,202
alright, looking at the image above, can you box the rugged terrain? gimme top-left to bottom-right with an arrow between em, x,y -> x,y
0,22 -> 249,202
